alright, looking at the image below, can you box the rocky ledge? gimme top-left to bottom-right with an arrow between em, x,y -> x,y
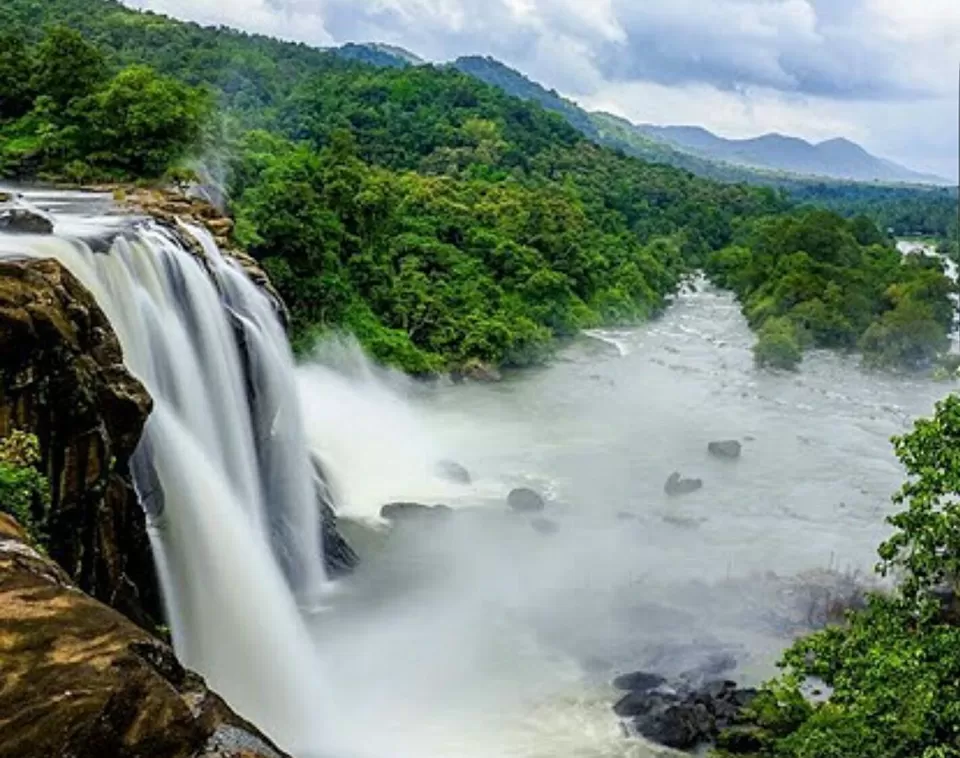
0,513 -> 289,758
0,257 -> 159,627
116,187 -> 287,321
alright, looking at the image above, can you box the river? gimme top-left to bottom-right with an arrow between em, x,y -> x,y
297,274 -> 956,758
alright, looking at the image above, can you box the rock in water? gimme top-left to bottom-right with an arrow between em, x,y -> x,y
0,197 -> 54,234
612,670 -> 758,752
435,459 -> 471,484
0,513 -> 290,758
531,517 -> 560,535
708,440 -> 743,460
507,487 -> 546,512
664,472 -> 703,496
309,455 -> 359,577
381,502 -> 453,522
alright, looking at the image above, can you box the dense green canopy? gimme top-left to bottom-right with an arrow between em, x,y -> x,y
0,0 -> 953,373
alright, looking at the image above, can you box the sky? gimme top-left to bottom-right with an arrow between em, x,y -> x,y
122,0 -> 960,180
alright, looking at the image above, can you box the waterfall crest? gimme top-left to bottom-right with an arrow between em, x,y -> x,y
0,219 -> 330,752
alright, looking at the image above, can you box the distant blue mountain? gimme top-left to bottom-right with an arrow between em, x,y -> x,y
636,125 -> 948,185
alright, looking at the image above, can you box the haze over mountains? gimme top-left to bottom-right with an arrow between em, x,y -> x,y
338,46 -> 949,187
635,125 -> 947,185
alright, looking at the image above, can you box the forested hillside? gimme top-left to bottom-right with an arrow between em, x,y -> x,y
0,0 -> 953,374
445,55 -> 958,239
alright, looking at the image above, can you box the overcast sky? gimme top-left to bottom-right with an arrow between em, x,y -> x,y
123,0 -> 960,180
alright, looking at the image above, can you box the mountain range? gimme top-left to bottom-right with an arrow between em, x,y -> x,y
336,47 -> 948,186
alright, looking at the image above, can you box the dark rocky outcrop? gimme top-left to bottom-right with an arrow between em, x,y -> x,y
0,513 -> 290,758
665,472 -> 703,496
435,459 -> 471,484
0,194 -> 54,235
309,456 -> 359,577
708,440 -> 742,460
381,502 -> 453,522
0,258 -> 158,628
507,487 -> 546,512
613,670 -> 757,751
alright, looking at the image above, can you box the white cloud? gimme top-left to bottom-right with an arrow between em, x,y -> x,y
122,0 -> 960,179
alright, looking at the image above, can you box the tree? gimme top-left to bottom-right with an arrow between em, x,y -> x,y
0,32 -> 35,120
76,65 -> 209,176
879,395 -> 960,611
720,397 -> 960,758
30,26 -> 106,111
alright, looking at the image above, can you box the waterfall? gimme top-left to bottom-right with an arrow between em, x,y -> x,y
0,218 -> 330,753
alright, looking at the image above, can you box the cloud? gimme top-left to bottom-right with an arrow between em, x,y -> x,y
122,0 -> 960,179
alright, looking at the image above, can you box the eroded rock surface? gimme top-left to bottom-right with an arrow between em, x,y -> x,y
0,258 -> 158,627
0,513 -> 290,758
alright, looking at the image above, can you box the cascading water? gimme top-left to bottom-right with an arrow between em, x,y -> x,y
0,213 -> 330,753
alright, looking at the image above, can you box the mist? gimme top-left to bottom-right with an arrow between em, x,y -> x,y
291,312 -> 916,757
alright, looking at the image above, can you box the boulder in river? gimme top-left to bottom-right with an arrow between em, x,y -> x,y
708,440 -> 742,460
435,459 -> 471,484
613,671 -> 758,751
0,197 -> 54,234
508,487 -> 546,512
664,472 -> 703,496
381,502 -> 453,522
531,517 -> 560,535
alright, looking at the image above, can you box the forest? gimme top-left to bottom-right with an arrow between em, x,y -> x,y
0,0 -> 953,376
707,211 -> 954,370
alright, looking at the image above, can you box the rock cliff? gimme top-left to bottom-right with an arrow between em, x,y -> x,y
0,513 -> 290,758
0,257 -> 159,628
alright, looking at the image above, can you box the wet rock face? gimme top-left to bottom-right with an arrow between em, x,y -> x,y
0,193 -> 54,234
310,456 -> 359,577
0,258 -> 158,628
708,440 -> 742,460
664,472 -> 703,496
507,487 -> 546,513
0,513 -> 290,758
613,670 -> 758,751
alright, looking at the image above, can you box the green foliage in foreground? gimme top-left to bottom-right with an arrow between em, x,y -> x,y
0,431 -> 50,545
720,395 -> 960,758
0,26 -> 209,181
707,211 -> 954,370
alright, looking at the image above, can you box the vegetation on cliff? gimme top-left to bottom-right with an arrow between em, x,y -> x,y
707,211 -> 954,370
0,431 -> 48,545
0,26 -> 208,181
719,394 -> 960,758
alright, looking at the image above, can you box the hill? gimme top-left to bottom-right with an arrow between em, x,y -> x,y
638,125 -> 948,185
0,0 -> 953,375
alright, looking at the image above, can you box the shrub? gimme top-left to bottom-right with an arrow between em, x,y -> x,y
0,431 -> 50,544
754,317 -> 803,371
